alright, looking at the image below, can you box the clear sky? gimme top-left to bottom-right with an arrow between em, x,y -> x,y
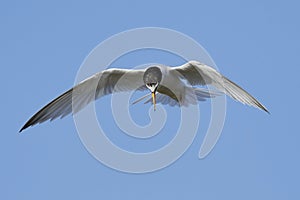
1,0 -> 300,199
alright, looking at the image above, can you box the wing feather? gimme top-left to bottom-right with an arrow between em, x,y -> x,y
20,68 -> 145,132
172,61 -> 269,113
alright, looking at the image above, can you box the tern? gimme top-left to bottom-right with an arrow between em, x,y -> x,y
19,60 -> 269,132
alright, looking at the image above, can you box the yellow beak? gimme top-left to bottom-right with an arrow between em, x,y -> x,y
151,92 -> 156,111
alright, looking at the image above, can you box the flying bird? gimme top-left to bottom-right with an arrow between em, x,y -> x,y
19,60 -> 269,132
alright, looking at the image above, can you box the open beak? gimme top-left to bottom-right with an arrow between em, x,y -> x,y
151,92 -> 156,111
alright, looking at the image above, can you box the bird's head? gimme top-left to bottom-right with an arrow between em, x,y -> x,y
143,66 -> 162,110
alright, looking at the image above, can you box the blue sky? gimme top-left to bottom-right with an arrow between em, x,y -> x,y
1,0 -> 300,199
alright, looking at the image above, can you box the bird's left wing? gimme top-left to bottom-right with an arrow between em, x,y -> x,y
172,61 -> 269,113
20,68 -> 145,132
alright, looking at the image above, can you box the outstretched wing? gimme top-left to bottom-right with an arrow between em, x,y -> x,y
20,68 -> 145,132
172,61 -> 269,113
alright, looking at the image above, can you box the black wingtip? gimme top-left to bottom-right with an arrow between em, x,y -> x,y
19,120 -> 33,133
252,97 -> 270,115
259,104 -> 270,114
19,125 -> 28,133
264,108 -> 270,115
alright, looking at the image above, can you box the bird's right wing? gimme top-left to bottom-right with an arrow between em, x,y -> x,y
172,61 -> 269,113
20,68 -> 145,132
